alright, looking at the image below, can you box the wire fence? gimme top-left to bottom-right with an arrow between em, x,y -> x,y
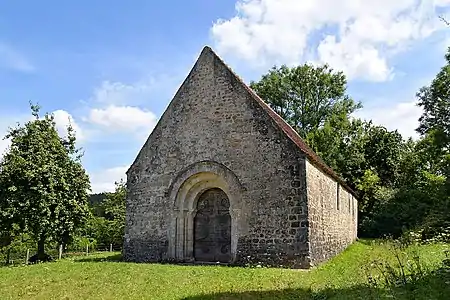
1,243 -> 123,266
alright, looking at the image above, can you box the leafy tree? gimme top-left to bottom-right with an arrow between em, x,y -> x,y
416,47 -> 450,195
250,64 -> 361,138
76,181 -> 126,249
102,180 -> 126,246
88,193 -> 107,217
363,126 -> 405,187
416,47 -> 450,147
412,47 -> 450,238
250,62 -> 414,238
0,103 -> 91,261
306,115 -> 368,184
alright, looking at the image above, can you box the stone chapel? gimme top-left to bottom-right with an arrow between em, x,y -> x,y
123,46 -> 358,268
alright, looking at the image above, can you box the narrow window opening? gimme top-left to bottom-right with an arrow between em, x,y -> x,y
348,194 -> 351,214
336,183 -> 340,210
351,196 -> 355,218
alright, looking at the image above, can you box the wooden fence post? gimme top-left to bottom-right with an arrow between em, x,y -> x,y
59,244 -> 63,260
110,243 -> 113,252
25,249 -> 30,265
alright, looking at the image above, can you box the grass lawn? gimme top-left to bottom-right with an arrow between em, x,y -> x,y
0,240 -> 449,300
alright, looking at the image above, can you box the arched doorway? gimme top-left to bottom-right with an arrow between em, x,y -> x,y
194,188 -> 231,263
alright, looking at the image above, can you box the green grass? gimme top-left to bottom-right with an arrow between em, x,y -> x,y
0,240 -> 449,300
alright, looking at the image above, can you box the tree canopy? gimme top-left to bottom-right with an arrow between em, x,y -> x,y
250,64 -> 361,138
250,49 -> 450,240
0,103 -> 91,261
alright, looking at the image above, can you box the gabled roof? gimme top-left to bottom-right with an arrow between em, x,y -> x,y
203,46 -> 358,198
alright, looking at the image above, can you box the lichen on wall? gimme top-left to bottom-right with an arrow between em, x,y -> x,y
305,159 -> 358,266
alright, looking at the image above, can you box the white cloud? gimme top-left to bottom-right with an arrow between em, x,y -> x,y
90,79 -> 156,105
0,43 -> 35,72
436,0 -> 450,7
87,105 -> 157,135
354,101 -> 423,139
211,0 -> 450,81
52,110 -> 84,141
89,166 -> 128,193
81,77 -> 163,141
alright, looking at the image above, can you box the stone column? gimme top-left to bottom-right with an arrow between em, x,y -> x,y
185,210 -> 196,261
229,208 -> 241,262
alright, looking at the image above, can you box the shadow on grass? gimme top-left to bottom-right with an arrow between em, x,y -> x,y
73,254 -> 257,269
74,253 -> 123,263
182,269 -> 450,300
181,286 -> 378,300
357,238 -> 380,246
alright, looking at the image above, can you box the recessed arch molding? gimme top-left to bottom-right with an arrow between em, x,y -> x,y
167,160 -> 245,262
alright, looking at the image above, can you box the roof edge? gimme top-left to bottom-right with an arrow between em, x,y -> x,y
126,46 -> 210,175
205,47 -> 359,199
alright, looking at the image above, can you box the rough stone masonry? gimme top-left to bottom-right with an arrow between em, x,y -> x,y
123,46 -> 358,268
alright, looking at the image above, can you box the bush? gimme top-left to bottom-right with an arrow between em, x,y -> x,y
364,238 -> 449,291
66,236 -> 98,253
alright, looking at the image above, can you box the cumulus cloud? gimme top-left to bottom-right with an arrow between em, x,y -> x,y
78,78 -> 163,193
354,101 -> 423,139
0,43 -> 35,72
89,166 -> 128,193
87,105 -> 157,135
90,79 -> 156,105
81,75 -> 164,142
52,110 -> 84,141
211,0 -> 450,81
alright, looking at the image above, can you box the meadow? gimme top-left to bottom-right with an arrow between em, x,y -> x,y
0,240 -> 449,300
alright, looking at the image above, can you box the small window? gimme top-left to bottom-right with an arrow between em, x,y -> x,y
336,183 -> 340,210
352,197 -> 356,218
348,194 -> 351,214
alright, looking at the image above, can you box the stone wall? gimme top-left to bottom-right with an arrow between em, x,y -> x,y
305,159 -> 358,266
124,47 -> 311,267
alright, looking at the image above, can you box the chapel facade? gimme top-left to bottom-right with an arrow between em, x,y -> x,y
123,46 -> 358,268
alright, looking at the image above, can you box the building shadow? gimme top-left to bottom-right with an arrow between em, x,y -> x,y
181,269 -> 450,300
180,286 -> 377,300
73,254 -> 253,269
74,253 -> 123,263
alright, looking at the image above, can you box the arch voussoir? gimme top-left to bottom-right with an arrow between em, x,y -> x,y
167,161 -> 243,262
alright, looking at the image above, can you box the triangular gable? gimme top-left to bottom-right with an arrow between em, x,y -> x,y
203,46 -> 357,198
128,46 -> 357,198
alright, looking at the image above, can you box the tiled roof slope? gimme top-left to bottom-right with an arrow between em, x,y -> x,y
204,46 -> 358,198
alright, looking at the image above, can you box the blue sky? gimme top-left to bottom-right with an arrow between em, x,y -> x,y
0,0 -> 449,192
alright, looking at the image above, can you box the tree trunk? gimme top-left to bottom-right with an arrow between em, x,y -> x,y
37,234 -> 46,260
5,248 -> 11,265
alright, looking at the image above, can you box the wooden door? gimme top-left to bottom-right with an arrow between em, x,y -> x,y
194,188 -> 231,263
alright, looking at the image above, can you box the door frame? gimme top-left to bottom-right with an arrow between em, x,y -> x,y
193,188 -> 232,263
168,161 -> 245,263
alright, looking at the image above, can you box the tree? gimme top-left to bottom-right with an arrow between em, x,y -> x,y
76,181 -> 126,249
439,15 -> 450,26
250,64 -> 361,138
102,180 -> 126,246
416,47 -> 450,184
416,47 -> 450,145
0,103 -> 91,261
413,46 -> 450,238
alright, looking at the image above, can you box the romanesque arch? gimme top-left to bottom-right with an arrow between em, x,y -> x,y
167,161 -> 244,262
